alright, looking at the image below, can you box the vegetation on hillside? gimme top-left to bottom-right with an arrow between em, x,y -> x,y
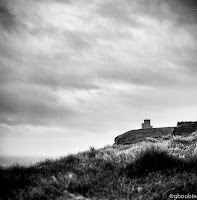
173,122 -> 197,136
1,132 -> 197,200
114,127 -> 174,145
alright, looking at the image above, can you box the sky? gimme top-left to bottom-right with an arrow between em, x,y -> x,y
0,0 -> 197,158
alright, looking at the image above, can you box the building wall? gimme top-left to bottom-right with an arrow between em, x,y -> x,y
142,119 -> 153,129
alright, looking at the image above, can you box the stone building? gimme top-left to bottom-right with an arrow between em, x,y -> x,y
142,119 -> 153,129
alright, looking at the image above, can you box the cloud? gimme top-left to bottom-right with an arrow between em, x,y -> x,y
33,0 -> 71,4
97,0 -> 197,28
0,0 -> 197,133
0,4 -> 17,31
0,83 -> 81,126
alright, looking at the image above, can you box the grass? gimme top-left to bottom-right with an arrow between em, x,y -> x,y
1,135 -> 197,200
115,127 -> 174,145
125,147 -> 197,178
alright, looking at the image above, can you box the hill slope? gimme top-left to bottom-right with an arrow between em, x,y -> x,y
1,132 -> 197,200
114,127 -> 174,145
173,122 -> 197,136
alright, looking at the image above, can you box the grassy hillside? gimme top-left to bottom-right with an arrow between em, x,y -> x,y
173,122 -> 197,136
114,127 -> 174,145
1,132 -> 197,200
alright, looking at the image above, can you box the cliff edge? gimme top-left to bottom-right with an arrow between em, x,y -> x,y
114,127 -> 175,145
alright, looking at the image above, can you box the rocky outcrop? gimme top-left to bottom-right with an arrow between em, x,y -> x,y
114,127 -> 174,145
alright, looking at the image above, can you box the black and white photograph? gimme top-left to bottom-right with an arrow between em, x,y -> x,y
0,0 -> 197,199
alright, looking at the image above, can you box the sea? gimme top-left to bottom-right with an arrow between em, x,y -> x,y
0,155 -> 49,167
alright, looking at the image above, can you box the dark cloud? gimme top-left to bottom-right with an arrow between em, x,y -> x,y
97,0 -> 197,28
166,0 -> 197,26
0,83 -> 78,126
34,0 -> 71,4
31,73 -> 98,90
64,31 -> 93,52
97,1 -> 140,26
171,0 -> 197,11
0,52 -> 98,91
0,5 -> 17,30
98,67 -> 178,88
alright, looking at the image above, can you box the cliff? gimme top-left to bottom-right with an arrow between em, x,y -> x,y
173,121 -> 197,136
114,127 -> 175,145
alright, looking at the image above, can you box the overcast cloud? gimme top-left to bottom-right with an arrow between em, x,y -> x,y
0,0 -> 197,156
